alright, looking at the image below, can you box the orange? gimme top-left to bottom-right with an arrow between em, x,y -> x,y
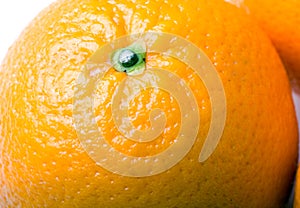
0,0 -> 298,207
225,0 -> 300,92
295,166 -> 300,207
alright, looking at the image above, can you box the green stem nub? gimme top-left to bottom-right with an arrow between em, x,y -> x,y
111,40 -> 146,76
119,49 -> 139,68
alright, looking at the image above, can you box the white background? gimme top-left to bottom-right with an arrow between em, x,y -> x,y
0,0 -> 55,61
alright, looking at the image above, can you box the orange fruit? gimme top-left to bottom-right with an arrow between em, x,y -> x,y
294,166 -> 300,207
225,0 -> 300,92
0,0 -> 298,207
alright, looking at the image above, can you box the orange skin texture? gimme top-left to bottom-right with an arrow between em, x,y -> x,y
0,0 -> 298,207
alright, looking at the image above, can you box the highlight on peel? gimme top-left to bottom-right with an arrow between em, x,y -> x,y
73,32 -> 226,177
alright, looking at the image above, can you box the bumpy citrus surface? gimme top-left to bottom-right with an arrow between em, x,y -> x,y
226,0 -> 300,92
0,0 -> 298,207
